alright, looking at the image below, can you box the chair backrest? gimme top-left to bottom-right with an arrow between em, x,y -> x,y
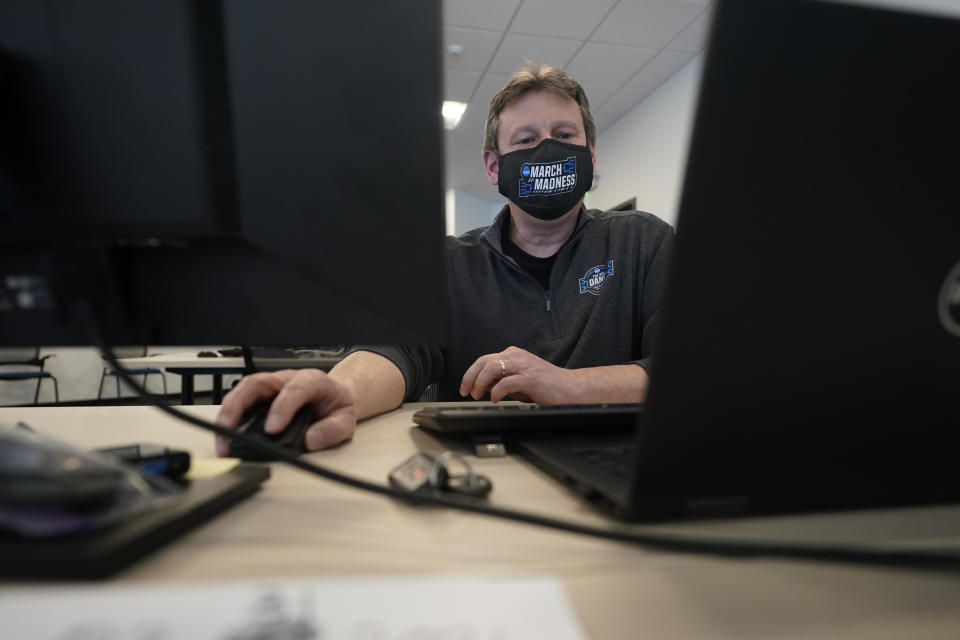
0,347 -> 41,367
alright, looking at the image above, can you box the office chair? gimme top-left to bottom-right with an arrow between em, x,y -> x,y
0,347 -> 60,404
97,346 -> 168,401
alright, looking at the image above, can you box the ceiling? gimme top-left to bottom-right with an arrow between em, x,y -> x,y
442,0 -> 714,202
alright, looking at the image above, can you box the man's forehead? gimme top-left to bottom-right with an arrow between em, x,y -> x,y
499,90 -> 583,134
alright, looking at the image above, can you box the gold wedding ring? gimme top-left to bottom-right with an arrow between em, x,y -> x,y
498,358 -> 507,377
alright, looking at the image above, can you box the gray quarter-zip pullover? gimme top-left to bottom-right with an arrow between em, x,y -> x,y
351,205 -> 674,401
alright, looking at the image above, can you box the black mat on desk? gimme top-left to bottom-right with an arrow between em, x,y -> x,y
0,463 -> 270,579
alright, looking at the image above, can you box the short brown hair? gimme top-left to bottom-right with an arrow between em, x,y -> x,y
483,60 -> 596,153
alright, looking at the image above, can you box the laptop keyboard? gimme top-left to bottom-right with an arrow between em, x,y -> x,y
567,444 -> 636,479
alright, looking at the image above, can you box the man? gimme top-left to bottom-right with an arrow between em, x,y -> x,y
215,62 -> 674,454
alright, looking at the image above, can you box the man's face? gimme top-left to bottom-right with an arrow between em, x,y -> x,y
483,89 -> 596,188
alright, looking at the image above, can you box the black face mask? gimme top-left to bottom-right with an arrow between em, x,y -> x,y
497,138 -> 593,221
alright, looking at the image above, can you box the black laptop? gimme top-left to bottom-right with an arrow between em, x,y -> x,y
418,0 -> 960,522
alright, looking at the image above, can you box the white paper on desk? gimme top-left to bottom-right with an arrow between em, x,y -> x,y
0,575 -> 588,639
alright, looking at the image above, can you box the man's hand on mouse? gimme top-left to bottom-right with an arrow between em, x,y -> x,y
214,369 -> 357,455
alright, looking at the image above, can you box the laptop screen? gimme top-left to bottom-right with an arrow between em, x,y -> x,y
633,0 -> 960,518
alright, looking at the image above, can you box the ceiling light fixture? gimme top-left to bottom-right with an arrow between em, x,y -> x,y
442,100 -> 467,130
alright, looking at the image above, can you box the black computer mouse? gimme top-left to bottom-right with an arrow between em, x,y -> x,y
197,350 -> 219,357
227,404 -> 314,461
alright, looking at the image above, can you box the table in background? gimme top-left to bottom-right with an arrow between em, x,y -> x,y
117,353 -> 342,404
3,404 -> 960,638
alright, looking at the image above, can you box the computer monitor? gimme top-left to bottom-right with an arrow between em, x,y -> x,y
0,0 -> 447,347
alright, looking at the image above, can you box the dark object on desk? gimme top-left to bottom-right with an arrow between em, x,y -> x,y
197,351 -> 219,358
96,444 -> 191,480
389,451 -> 492,499
218,347 -> 294,358
0,425 -> 126,512
412,403 -> 642,435
514,433 -> 638,518
0,464 -> 270,579
228,405 -> 314,461
0,424 -> 189,540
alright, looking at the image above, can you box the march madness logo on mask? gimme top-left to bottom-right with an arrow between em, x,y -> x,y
579,260 -> 614,295
518,157 -> 577,197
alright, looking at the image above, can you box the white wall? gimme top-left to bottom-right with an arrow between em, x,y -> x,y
446,188 -> 503,237
589,55 -> 703,227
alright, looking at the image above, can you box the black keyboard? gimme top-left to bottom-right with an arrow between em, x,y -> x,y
412,403 -> 643,435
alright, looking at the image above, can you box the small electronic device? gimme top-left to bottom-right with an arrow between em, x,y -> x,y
96,444 -> 191,479
388,452 -> 492,498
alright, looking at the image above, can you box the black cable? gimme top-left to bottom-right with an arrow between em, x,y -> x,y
240,345 -> 255,376
92,334 -> 960,572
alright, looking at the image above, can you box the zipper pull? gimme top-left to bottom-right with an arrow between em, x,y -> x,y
546,290 -> 551,312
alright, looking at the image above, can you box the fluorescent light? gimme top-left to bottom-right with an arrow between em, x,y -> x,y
442,100 -> 467,130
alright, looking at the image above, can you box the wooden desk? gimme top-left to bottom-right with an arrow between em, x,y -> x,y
3,404 -> 960,638
118,353 -> 341,404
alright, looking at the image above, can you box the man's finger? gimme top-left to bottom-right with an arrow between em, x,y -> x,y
459,357 -> 485,397
304,408 -> 355,450
214,372 -> 300,456
216,371 -> 295,428
490,374 -> 527,403
471,357 -> 506,399
264,370 -> 332,433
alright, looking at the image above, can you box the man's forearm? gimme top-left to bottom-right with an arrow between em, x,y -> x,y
567,363 -> 650,403
327,351 -> 406,419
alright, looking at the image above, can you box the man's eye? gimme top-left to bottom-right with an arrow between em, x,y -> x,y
556,132 -> 573,139
517,137 -> 534,145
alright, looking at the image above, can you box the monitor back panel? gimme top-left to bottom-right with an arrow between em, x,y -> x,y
0,1 -> 447,347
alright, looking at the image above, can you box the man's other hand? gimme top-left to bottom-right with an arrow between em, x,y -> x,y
460,347 -> 651,404
459,346 -> 575,404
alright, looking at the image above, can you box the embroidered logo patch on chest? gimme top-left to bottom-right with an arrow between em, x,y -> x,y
578,260 -> 614,295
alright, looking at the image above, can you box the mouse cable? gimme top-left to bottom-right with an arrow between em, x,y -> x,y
91,333 -> 960,573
